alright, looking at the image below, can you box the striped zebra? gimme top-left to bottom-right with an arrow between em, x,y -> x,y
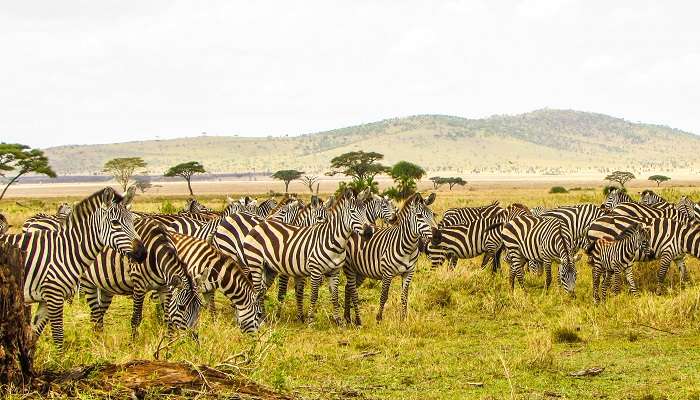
602,188 -> 633,210
425,216 -> 504,272
499,215 -> 577,295
182,198 -> 215,214
242,189 -> 373,324
611,202 -> 692,223
0,212 -> 9,235
1,187 -> 146,349
365,194 -> 397,224
440,201 -> 504,227
586,222 -> 651,303
22,202 -> 74,233
81,218 -> 203,336
169,232 -> 261,332
587,215 -> 699,293
255,198 -> 278,218
530,206 -> 548,217
639,190 -> 667,206
343,193 -> 439,325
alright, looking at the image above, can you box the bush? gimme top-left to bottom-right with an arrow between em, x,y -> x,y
549,186 -> 568,194
552,326 -> 582,343
159,200 -> 178,214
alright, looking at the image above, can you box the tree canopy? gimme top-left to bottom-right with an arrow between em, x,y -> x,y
164,161 -> 206,195
648,175 -> 670,187
103,157 -> 147,192
327,151 -> 389,194
0,143 -> 56,201
431,176 -> 467,190
605,171 -> 635,188
386,161 -> 426,200
272,169 -> 304,193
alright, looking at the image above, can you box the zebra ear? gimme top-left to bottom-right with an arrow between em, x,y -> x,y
311,195 -> 320,207
344,188 -> 354,200
101,187 -> 117,209
425,193 -> 436,206
171,275 -> 184,289
123,186 -> 136,208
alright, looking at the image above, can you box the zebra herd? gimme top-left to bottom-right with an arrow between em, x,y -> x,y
1,186 -> 698,350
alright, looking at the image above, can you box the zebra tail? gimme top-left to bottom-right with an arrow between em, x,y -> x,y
492,246 -> 503,273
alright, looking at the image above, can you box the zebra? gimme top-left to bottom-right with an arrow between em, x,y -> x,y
611,202 -> 692,223
639,190 -> 667,206
343,193 -> 439,325
602,188 -> 633,210
169,232 -> 261,333
0,212 -> 9,235
586,222 -> 651,303
81,218 -> 203,336
440,201 -> 504,227
182,198 -> 215,214
499,215 -> 577,296
587,215 -> 700,293
530,206 -> 548,217
22,202 -> 74,233
255,198 -> 278,218
242,189 -> 374,324
1,187 -> 146,350
425,216 -> 504,272
365,194 -> 397,224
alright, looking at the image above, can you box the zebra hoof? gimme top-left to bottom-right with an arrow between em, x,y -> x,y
331,317 -> 342,326
375,314 -> 383,323
297,314 -> 305,323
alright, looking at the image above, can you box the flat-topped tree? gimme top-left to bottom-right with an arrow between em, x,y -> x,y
273,169 -> 304,193
605,171 -> 635,188
387,161 -> 426,200
164,161 -> 206,196
445,177 -> 467,190
430,176 -> 447,190
327,151 -> 390,193
0,143 -> 56,201
103,157 -> 147,192
648,175 -> 671,187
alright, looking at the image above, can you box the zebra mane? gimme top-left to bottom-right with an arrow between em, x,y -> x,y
508,203 -> 531,214
395,193 -> 424,219
68,187 -> 124,224
268,196 -> 297,215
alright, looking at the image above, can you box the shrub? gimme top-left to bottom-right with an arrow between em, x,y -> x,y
552,326 -> 582,343
159,200 -> 178,214
549,186 -> 568,194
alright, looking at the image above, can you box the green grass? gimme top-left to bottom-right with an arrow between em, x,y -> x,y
2,188 -> 700,399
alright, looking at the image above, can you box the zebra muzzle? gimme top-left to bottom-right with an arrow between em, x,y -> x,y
128,240 -> 147,263
361,225 -> 374,240
430,228 -> 442,246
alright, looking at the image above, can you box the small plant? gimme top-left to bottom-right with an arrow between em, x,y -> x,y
428,286 -> 454,308
159,200 -> 177,214
549,186 -> 568,194
552,326 -> 582,343
523,331 -> 555,368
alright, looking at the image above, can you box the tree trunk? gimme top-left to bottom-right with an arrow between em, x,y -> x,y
0,243 -> 34,390
284,181 -> 290,193
0,173 -> 22,201
186,179 -> 194,196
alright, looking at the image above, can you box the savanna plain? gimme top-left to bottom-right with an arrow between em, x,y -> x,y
2,185 -> 699,399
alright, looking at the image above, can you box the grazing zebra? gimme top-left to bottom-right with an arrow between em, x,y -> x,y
602,188 -> 633,210
588,215 -> 700,293
1,188 -> 146,350
530,206 -> 548,217
0,212 -> 9,235
425,216 -> 504,272
440,201 -> 504,227
182,198 -> 215,214
81,218 -> 203,336
586,222 -> 651,303
255,198 -> 278,218
242,189 -> 373,324
639,190 -> 667,206
343,193 -> 439,325
169,232 -> 261,333
611,202 -> 692,223
499,215 -> 577,295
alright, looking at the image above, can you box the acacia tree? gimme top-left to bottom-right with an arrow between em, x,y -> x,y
386,161 -> 426,200
445,177 -> 467,190
430,176 -> 447,190
164,161 -> 206,196
103,157 -> 147,192
299,175 -> 319,193
605,171 -> 635,188
648,175 -> 671,187
327,151 -> 390,193
133,176 -> 154,193
0,144 -> 56,201
272,169 -> 304,193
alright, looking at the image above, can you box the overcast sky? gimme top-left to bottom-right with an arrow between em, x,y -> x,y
2,1 -> 699,148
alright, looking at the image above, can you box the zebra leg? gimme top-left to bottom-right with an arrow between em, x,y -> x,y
343,272 -> 354,324
656,253 -> 674,294
307,271 -> 323,323
399,270 -> 414,321
328,270 -> 341,325
45,292 -> 66,351
601,270 -> 610,303
544,262 -> 552,290
32,301 -> 49,337
131,289 -> 147,339
83,284 -> 113,331
675,257 -> 687,286
376,275 -> 393,322
294,278 -> 305,322
447,253 -> 458,271
625,266 -> 638,296
277,275 -> 290,303
592,263 -> 601,304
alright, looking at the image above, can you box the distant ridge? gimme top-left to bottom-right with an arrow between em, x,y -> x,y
44,109 -> 700,176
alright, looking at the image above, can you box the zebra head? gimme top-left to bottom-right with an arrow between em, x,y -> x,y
601,188 -> 630,210
402,192 -> 441,245
97,187 -> 147,263
338,189 -> 374,240
639,190 -> 665,206
56,202 -> 72,219
367,194 -> 397,224
183,198 -> 214,214
168,272 -> 205,331
676,196 -> 697,223
255,198 -> 278,217
0,212 -> 9,235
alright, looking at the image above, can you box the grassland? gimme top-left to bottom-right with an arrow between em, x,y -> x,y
2,186 -> 700,399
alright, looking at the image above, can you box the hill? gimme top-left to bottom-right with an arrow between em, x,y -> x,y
43,109 -> 700,176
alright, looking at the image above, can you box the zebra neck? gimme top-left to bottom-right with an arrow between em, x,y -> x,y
682,226 -> 700,256
56,214 -> 105,275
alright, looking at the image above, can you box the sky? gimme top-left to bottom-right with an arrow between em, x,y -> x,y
2,1 -> 700,148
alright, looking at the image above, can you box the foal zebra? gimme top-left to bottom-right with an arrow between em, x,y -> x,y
1,188 -> 146,350
586,222 -> 651,303
343,193 -> 439,325
243,189 -> 373,324
82,218 -> 202,336
499,215 -> 577,295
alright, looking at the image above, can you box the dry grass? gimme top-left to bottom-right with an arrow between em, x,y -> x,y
2,186 -> 700,399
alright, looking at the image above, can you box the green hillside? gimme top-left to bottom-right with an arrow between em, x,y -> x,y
44,109 -> 700,175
